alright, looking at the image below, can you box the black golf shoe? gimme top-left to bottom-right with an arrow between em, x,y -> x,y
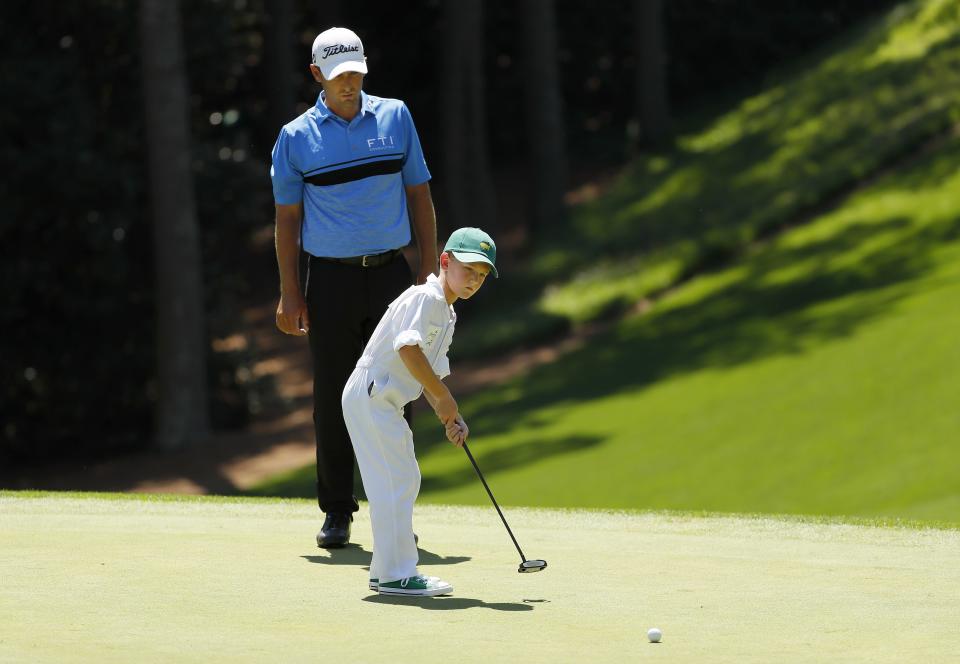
316,513 -> 352,548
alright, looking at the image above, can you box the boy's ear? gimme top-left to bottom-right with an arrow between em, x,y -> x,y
439,251 -> 450,269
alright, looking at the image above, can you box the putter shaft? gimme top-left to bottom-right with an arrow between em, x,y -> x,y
462,442 -> 528,563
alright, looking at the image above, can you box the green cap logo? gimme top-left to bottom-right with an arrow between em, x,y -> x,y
444,227 -> 498,278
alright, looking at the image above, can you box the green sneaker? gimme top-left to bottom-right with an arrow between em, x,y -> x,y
378,575 -> 453,597
369,574 -> 438,592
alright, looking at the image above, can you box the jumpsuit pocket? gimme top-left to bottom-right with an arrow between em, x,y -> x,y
368,372 -> 405,412
367,372 -> 389,399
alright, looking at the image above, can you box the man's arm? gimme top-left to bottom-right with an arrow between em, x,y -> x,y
406,182 -> 438,285
274,202 -> 309,336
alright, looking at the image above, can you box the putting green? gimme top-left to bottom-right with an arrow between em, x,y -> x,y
1,493 -> 958,662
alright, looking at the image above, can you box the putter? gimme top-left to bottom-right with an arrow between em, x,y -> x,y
462,441 -> 547,574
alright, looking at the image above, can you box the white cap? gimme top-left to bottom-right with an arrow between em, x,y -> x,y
311,27 -> 368,80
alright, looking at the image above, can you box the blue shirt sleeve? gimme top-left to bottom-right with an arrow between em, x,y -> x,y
270,127 -> 304,205
399,103 -> 431,186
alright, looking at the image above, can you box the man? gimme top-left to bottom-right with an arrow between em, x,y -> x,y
271,27 -> 438,548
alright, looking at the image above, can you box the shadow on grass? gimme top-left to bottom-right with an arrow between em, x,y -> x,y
301,545 -> 470,568
362,594 -> 534,611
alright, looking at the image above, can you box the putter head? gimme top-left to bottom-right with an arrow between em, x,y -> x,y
518,559 -> 548,573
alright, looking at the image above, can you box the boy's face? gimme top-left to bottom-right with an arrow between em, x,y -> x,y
442,253 -> 491,300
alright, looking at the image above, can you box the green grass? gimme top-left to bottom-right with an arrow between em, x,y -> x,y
8,490 -> 957,532
3,492 -> 960,662
456,0 -> 960,357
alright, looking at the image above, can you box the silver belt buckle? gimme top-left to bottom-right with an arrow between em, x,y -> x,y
362,254 -> 371,267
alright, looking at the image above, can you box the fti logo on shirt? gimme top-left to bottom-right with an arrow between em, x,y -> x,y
367,136 -> 396,151
424,326 -> 441,347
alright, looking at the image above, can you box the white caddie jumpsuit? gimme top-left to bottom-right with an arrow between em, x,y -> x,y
341,273 -> 455,584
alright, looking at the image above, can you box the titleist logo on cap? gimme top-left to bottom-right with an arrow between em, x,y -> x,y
321,44 -> 360,59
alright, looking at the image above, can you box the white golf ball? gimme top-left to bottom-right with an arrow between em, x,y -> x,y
647,627 -> 662,643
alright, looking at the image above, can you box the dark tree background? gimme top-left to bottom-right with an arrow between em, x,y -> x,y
0,0 -> 894,465
441,0 -> 497,233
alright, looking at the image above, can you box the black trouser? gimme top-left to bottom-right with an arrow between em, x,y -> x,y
305,251 -> 412,515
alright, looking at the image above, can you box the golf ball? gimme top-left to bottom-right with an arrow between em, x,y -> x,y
647,627 -> 662,643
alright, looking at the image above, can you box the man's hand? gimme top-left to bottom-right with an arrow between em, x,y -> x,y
273,203 -> 306,335
276,292 -> 309,336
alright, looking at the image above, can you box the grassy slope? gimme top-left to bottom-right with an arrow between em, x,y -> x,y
410,134 -> 960,522
251,0 -> 960,524
456,0 -> 960,357
2,493 -> 959,663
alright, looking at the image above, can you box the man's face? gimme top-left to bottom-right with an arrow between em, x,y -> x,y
314,68 -> 364,109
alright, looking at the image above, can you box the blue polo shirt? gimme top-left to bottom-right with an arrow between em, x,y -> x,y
270,91 -> 431,258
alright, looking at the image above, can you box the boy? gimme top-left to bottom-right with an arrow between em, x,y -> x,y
341,227 -> 497,596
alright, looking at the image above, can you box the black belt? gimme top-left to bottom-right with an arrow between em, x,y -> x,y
314,249 -> 400,268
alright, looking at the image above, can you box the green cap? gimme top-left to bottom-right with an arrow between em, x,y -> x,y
443,227 -> 498,278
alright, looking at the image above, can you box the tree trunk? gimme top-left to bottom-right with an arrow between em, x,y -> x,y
441,0 -> 496,234
633,0 -> 671,146
264,0 -> 297,141
139,0 -> 210,450
522,0 -> 567,232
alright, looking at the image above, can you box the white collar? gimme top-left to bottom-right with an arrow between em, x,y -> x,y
425,273 -> 453,308
426,273 -> 444,296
